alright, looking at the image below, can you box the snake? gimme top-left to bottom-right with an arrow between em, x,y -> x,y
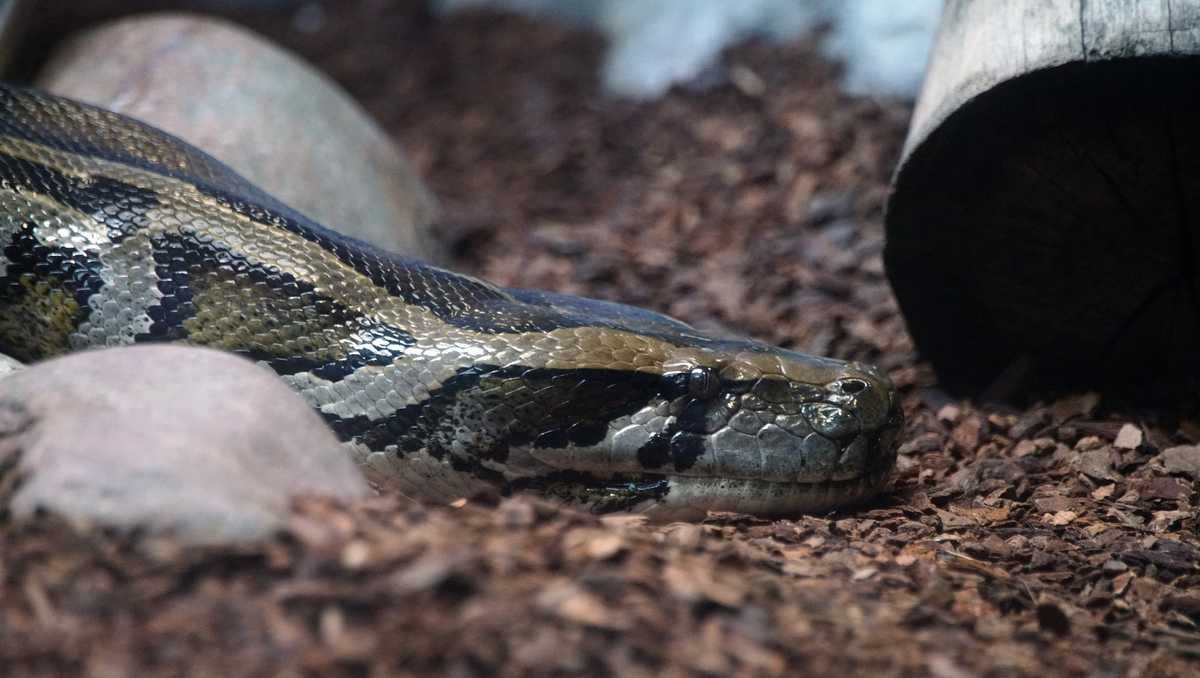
0,83 -> 901,519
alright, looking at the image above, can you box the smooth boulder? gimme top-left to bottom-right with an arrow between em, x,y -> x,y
0,345 -> 368,544
36,13 -> 444,262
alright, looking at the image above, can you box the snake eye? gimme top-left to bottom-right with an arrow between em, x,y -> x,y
687,367 -> 721,399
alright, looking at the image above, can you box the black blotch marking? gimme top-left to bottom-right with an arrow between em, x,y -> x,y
322,363 -> 481,448
669,431 -> 706,471
1,227 -> 106,305
477,443 -> 510,464
677,398 -> 710,434
448,453 -> 507,485
0,151 -> 160,242
326,363 -> 758,487
0,226 -> 104,360
659,371 -> 691,399
326,365 -> 671,484
687,366 -> 720,398
657,372 -> 696,398
535,428 -> 569,449
143,232 -> 414,378
304,322 -> 415,381
144,232 -> 198,340
636,432 -> 672,469
567,420 -> 609,446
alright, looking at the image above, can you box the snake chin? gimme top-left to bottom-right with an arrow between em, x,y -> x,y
642,454 -> 897,521
509,456 -> 895,520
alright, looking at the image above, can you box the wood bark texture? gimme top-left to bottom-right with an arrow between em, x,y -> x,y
886,0 -> 1200,396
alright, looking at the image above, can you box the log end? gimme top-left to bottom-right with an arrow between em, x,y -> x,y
885,57 -> 1200,397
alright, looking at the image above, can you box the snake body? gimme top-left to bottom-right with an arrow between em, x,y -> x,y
0,84 -> 901,519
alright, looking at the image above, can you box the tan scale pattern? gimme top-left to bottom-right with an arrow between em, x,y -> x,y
0,275 -> 79,358
4,85 -> 249,182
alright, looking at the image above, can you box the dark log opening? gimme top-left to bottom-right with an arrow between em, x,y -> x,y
886,56 -> 1200,400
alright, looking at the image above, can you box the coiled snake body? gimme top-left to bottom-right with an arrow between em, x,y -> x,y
0,84 -> 901,519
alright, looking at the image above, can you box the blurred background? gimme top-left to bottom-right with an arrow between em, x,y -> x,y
18,1 -> 940,97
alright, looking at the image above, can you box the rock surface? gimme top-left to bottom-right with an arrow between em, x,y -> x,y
0,345 -> 367,544
36,13 -> 444,262
0,352 -> 22,378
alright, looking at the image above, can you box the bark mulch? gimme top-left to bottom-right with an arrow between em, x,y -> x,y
3,3 -> 1198,676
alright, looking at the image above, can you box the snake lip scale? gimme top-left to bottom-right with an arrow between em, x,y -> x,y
0,83 -> 903,518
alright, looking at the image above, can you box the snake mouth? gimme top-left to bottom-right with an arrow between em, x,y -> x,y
512,428 -> 898,518
643,461 -> 894,520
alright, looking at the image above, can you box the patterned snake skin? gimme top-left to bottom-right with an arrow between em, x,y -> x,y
0,84 -> 901,519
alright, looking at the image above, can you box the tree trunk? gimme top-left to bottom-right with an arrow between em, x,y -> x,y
885,0 -> 1200,397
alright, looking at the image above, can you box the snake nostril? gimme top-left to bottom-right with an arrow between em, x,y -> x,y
837,378 -> 868,395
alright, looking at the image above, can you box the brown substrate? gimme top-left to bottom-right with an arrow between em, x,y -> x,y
2,3 -> 1198,676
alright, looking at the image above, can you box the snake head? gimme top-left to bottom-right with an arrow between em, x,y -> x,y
613,345 -> 902,519
498,333 -> 903,519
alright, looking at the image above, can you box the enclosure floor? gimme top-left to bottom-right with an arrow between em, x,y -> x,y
2,3 -> 1198,676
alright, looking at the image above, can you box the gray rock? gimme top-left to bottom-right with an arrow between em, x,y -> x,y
0,345 -> 367,544
37,13 -> 444,262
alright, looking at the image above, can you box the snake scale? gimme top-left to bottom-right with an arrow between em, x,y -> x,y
0,83 -> 901,519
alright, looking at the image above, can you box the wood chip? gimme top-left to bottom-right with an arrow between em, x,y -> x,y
1114,424 -> 1143,450
1077,448 -> 1119,481
1051,393 -> 1100,422
1160,445 -> 1200,478
1045,511 -> 1078,526
537,581 -> 626,629
936,509 -> 976,530
1013,440 -> 1039,457
937,404 -> 961,423
951,416 -> 982,451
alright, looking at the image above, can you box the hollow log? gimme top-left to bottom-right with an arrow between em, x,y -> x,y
884,0 -> 1200,397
